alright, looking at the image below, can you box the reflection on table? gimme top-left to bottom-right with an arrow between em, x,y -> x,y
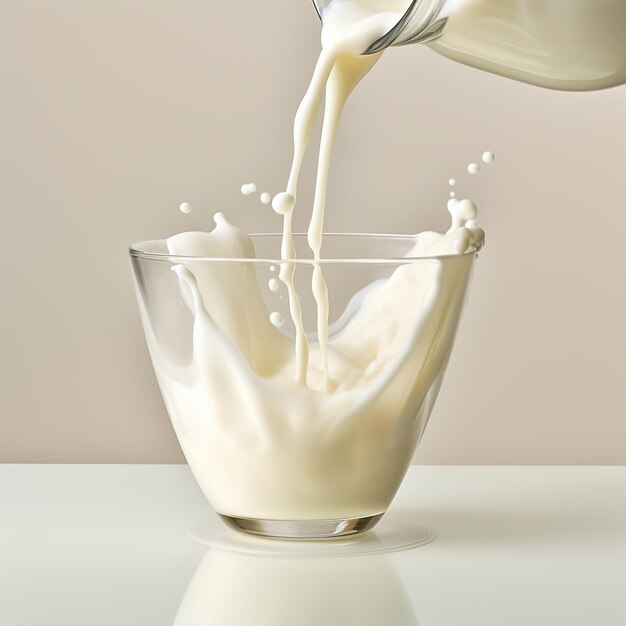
174,548 -> 419,626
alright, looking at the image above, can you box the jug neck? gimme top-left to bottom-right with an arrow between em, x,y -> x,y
312,0 -> 453,55
363,0 -> 452,55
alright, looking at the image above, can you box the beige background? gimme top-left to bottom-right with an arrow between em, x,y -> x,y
1,0 -> 625,464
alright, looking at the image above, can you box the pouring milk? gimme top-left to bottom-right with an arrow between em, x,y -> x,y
146,0 -> 486,519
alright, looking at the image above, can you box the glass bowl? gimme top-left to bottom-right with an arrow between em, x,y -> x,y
129,233 -> 476,539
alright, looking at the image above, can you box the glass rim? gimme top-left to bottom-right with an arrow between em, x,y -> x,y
129,232 -> 478,265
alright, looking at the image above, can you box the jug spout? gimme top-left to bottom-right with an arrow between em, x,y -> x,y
312,1 -> 452,54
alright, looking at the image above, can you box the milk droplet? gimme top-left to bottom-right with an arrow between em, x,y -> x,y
270,312 -> 284,327
272,192 -> 295,216
467,163 -> 479,174
270,265 -> 276,272
248,183 -> 257,193
268,278 -> 279,292
260,192 -> 271,205
240,184 -> 250,195
482,151 -> 495,164
214,212 -> 227,226
179,202 -> 192,214
450,191 -> 456,198
448,178 -> 456,186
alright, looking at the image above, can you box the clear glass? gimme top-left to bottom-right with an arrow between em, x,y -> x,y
130,234 -> 475,539
312,0 -> 626,90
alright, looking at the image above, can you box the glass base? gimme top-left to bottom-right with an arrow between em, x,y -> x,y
188,513 -> 435,556
220,512 -> 384,540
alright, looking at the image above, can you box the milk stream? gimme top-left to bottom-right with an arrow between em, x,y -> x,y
148,0 -> 489,519
272,1 -> 409,389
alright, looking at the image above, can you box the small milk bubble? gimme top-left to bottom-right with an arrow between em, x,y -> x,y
179,202 -> 192,214
482,151 -> 495,164
241,184 -> 249,195
467,163 -> 480,174
450,191 -> 456,198
248,183 -> 257,193
272,192 -> 295,216
448,178 -> 456,186
270,312 -> 285,327
270,265 -> 276,272
260,192 -> 271,205
268,278 -> 279,292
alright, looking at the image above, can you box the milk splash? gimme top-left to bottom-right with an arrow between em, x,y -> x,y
147,0 -> 490,520
156,200 -> 483,518
169,0 -> 493,398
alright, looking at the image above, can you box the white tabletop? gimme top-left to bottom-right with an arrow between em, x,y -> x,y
1,465 -> 625,625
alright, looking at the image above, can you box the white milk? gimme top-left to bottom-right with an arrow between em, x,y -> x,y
144,202 -> 483,520
144,0 -> 486,520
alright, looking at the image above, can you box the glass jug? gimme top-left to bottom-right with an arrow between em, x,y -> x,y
312,0 -> 626,90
